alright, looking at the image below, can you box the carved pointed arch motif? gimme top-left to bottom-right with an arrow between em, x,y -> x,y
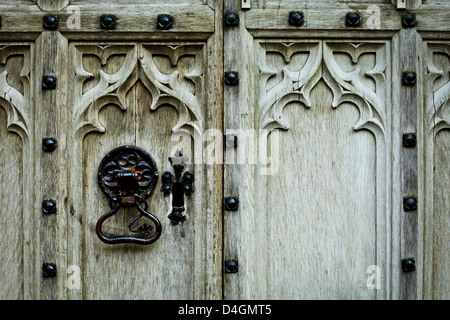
258,40 -> 388,137
0,45 -> 32,141
426,43 -> 450,135
72,43 -> 205,139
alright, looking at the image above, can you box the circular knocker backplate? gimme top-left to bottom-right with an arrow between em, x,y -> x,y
98,145 -> 158,205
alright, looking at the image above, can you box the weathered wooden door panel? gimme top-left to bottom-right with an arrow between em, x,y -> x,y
0,0 -> 223,300
224,37 -> 392,300
223,0 -> 450,300
0,0 -> 449,300
67,42 -> 214,299
60,1 -> 223,299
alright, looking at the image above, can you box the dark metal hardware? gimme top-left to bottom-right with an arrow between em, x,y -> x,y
97,145 -> 161,245
224,12 -> 239,27
289,11 -> 304,27
403,196 -> 417,211
42,75 -> 56,90
346,12 -> 361,27
43,15 -> 59,30
161,171 -> 174,197
402,258 -> 415,272
225,258 -> 239,273
403,133 -> 417,148
43,263 -> 57,277
225,134 -> 238,148
225,196 -> 239,211
224,72 -> 239,86
42,199 -> 57,215
42,137 -> 57,152
157,14 -> 173,30
402,71 -> 416,86
162,151 -> 194,225
402,13 -> 416,28
100,15 -> 116,30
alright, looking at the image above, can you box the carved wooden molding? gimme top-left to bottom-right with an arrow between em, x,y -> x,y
71,43 -> 205,138
0,45 -> 31,140
323,42 -> 387,136
426,43 -> 450,135
258,41 -> 322,132
36,0 -> 69,11
258,40 -> 388,136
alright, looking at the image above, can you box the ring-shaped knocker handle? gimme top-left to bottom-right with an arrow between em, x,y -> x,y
96,146 -> 161,245
96,200 -> 162,245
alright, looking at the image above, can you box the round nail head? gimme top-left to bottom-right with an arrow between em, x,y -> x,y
43,263 -> 57,277
42,200 -> 57,215
101,15 -> 116,30
225,72 -> 238,86
402,258 -> 415,272
402,13 -> 416,28
42,137 -> 58,152
289,12 -> 304,27
346,12 -> 360,27
403,133 -> 417,148
225,259 -> 238,273
225,12 -> 239,27
225,196 -> 239,211
42,76 -> 57,90
403,72 -> 416,86
43,15 -> 59,30
157,15 -> 173,30
404,196 -> 417,211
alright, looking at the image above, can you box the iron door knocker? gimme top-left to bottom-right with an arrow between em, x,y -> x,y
97,145 -> 161,245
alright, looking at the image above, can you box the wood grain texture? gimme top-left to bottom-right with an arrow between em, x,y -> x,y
224,0 -> 394,299
422,41 -> 450,300
36,0 -> 69,11
391,29 -> 422,300
0,4 -> 214,39
0,43 -> 35,299
245,3 -> 450,34
65,40 -> 221,299
0,109 -> 24,299
0,0 -> 449,301
224,38 -> 393,300
34,31 -> 69,300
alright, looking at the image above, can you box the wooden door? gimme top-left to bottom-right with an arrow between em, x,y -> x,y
0,0 -> 449,301
0,0 -> 223,300
223,0 -> 449,300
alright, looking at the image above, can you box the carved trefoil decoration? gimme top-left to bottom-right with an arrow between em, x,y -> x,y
72,43 -> 205,139
258,40 -> 387,137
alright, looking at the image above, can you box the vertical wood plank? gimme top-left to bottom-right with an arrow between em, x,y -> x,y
205,0 -> 224,300
0,43 -> 37,299
0,111 -> 25,299
223,0 -> 244,300
422,41 -> 450,300
392,29 -> 422,300
223,0 -> 266,300
34,31 -> 68,300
